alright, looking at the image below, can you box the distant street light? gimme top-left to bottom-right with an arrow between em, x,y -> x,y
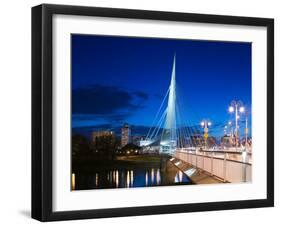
224,125 -> 227,135
228,100 -> 245,150
201,120 -> 211,149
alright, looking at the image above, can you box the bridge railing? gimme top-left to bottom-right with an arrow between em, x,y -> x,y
175,148 -> 252,183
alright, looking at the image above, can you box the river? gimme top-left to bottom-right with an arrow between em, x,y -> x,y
72,155 -> 191,190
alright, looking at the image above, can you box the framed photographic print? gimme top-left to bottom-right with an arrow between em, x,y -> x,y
32,4 -> 274,221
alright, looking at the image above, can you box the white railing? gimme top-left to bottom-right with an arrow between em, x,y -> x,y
175,148 -> 252,183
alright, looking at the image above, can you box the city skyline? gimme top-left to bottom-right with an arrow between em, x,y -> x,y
72,34 -> 251,139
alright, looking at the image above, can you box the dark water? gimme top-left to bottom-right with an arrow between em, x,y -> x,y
72,166 -> 191,190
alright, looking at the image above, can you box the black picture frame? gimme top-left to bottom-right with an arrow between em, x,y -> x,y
32,4 -> 274,222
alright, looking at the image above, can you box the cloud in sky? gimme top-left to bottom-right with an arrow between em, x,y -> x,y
72,84 -> 149,124
72,124 -> 152,139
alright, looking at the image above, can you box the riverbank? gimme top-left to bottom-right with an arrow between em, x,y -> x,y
72,155 -> 164,173
169,157 -> 223,184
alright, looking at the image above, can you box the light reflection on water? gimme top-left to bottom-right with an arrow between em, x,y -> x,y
174,171 -> 183,183
71,173 -> 75,190
95,173 -> 98,187
145,171 -> 148,186
72,167 -> 190,190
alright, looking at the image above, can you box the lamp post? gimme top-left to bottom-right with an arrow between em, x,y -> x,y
243,114 -> 249,182
228,101 -> 245,151
201,120 -> 211,149
244,117 -> 248,148
228,121 -> 233,137
227,121 -> 235,146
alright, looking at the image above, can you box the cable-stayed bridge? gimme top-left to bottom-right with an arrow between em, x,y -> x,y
140,54 -> 212,154
139,55 -> 252,183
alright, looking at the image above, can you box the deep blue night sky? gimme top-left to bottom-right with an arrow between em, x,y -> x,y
72,34 -> 251,138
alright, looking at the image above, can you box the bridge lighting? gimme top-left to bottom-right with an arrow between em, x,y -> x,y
201,120 -> 211,149
224,125 -> 227,135
228,106 -> 234,113
239,106 -> 245,113
201,120 -> 211,128
228,100 -> 245,150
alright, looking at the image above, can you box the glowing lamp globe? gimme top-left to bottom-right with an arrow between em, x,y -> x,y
229,106 -> 234,113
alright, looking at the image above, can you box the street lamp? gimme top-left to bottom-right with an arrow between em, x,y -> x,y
224,125 -> 227,135
228,106 -> 234,113
228,100 -> 245,150
239,106 -> 245,113
200,120 -> 211,149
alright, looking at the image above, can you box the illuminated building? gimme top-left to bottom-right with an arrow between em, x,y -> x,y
121,123 -> 131,147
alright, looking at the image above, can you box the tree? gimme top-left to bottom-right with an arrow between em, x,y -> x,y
121,143 -> 141,155
93,134 -> 118,160
72,134 -> 91,158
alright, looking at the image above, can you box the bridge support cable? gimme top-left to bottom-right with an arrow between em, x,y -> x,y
141,54 -> 220,154
148,109 -> 167,141
145,88 -> 170,141
176,89 -> 199,148
153,112 -> 166,140
176,103 -> 187,148
176,100 -> 197,148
